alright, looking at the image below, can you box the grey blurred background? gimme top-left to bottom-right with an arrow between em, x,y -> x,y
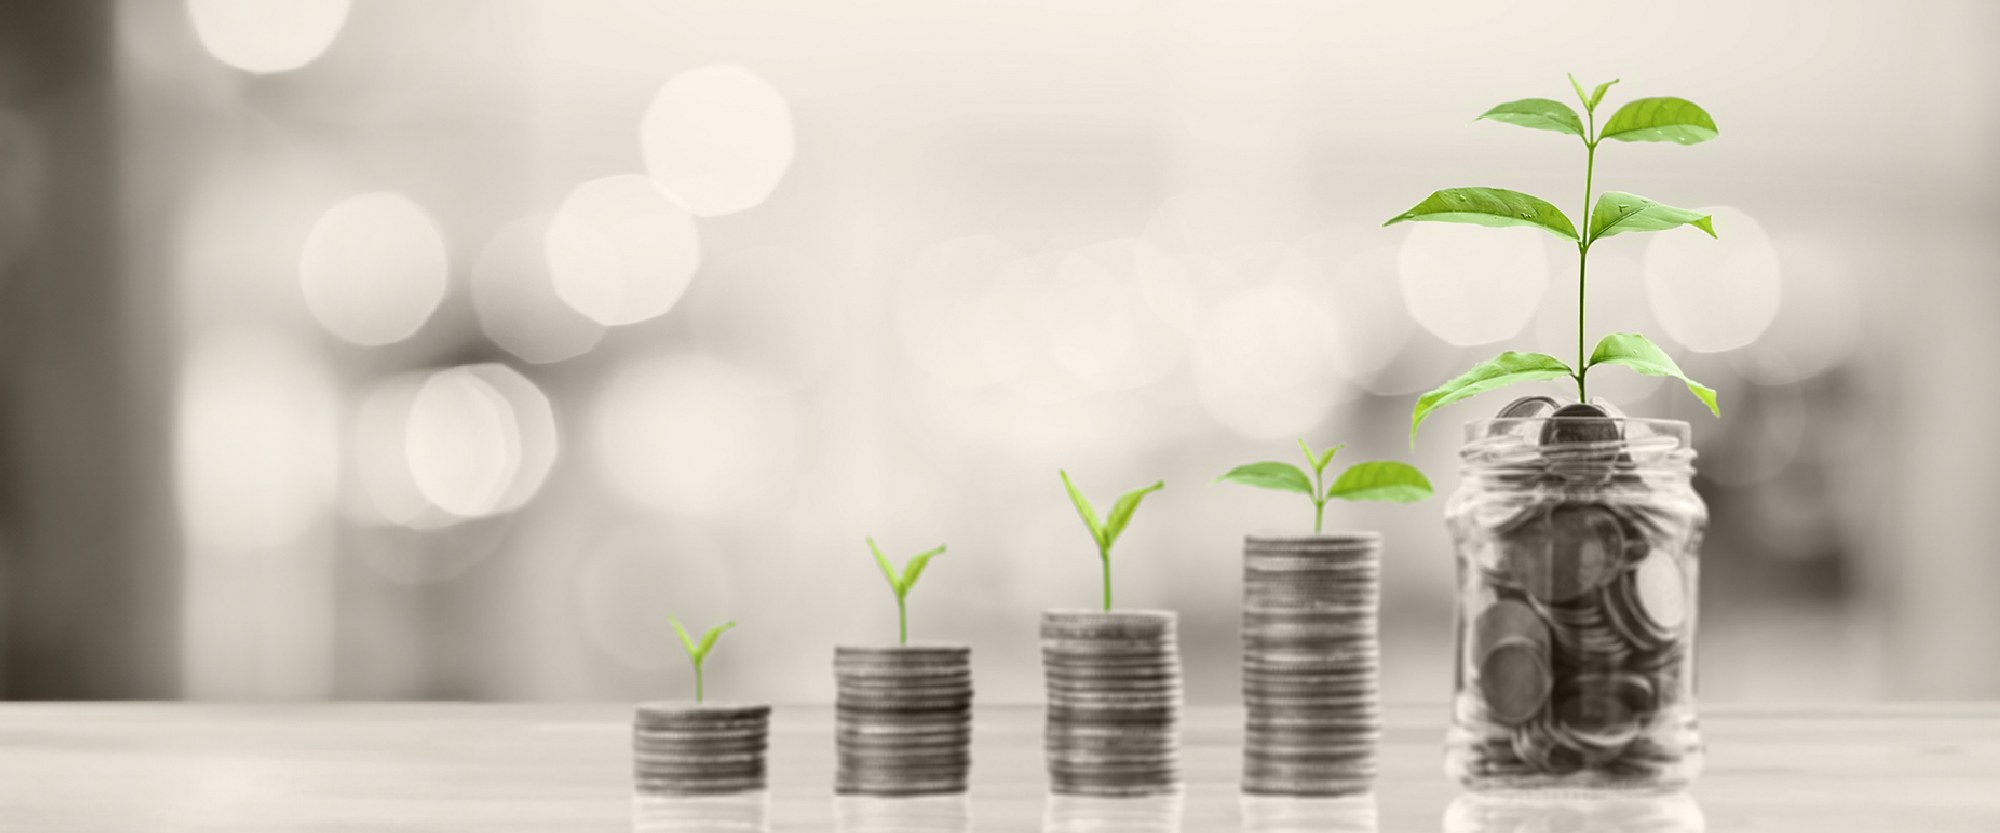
0,0 -> 1994,705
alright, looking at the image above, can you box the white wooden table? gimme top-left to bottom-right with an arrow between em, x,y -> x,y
0,703 -> 1994,831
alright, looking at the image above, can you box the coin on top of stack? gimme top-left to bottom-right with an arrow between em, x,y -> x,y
1041,610 -> 1183,798
834,644 -> 973,797
1241,532 -> 1382,798
633,702 -> 771,797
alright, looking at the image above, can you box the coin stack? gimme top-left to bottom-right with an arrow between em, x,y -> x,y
834,645 -> 973,796
1241,532 -> 1382,797
632,703 -> 771,798
1040,610 -> 1183,797
1449,399 -> 1702,789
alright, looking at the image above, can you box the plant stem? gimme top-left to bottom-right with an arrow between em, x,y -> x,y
898,597 -> 908,646
694,662 -> 704,704
1311,464 -> 1326,534
1101,551 -> 1112,611
1577,117 -> 1598,402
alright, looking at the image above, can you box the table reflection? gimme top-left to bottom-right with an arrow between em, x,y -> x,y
836,795 -> 973,833
632,792 -> 769,833
1443,792 -> 1704,833
1043,793 -> 1185,833
1241,794 -> 1379,833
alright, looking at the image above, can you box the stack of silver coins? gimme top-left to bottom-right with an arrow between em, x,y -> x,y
1448,398 -> 1703,789
834,645 -> 973,796
632,703 -> 771,797
1241,532 -> 1383,797
1040,610 -> 1183,797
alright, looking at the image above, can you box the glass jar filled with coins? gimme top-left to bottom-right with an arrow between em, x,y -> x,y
1445,404 -> 1705,794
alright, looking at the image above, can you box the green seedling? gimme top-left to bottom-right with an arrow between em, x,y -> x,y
1386,74 -> 1724,445
868,536 -> 948,646
1059,470 -> 1165,611
1217,440 -> 1434,533
669,616 -> 736,704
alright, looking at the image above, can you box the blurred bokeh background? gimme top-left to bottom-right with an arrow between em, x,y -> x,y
0,0 -> 1994,705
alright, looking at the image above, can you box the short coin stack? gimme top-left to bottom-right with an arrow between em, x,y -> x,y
1041,610 -> 1183,797
1241,532 -> 1383,797
834,645 -> 974,796
632,703 -> 771,798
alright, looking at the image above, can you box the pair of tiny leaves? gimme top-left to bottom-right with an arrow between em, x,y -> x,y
1060,470 -> 1163,558
1480,94 -> 1718,146
1408,332 -> 1721,444
1216,441 -> 1433,504
869,537 -> 947,602
670,616 -> 735,666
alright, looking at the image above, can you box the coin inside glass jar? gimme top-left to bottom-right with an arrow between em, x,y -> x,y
1632,553 -> 1688,634
1477,636 -> 1551,726
1504,505 -> 1623,604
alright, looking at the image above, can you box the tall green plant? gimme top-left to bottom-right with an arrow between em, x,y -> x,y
1386,75 -> 1724,444
868,536 -> 948,645
1059,471 -> 1165,611
1217,440 -> 1433,532
670,616 -> 736,704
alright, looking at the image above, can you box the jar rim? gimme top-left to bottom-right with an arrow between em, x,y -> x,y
1465,416 -> 1691,440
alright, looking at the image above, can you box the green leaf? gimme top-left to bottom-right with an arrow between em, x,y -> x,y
1298,441 -> 1345,474
1382,187 -> 1578,241
1410,352 -> 1576,445
1478,98 -> 1585,139
1059,470 -> 1106,551
1567,73 -> 1590,109
1586,333 -> 1720,416
1324,461 -> 1435,503
1599,97 -> 1718,145
670,616 -> 698,659
694,621 -> 736,663
1587,79 -> 1619,111
868,536 -> 902,595
1215,462 -> 1314,495
898,545 -> 948,594
1588,192 -> 1716,242
1100,481 -> 1165,553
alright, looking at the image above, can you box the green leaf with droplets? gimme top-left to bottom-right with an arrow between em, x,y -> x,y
1324,461 -> 1436,503
1599,97 -> 1718,145
1586,332 -> 1720,416
1215,462 -> 1314,495
1588,192 -> 1716,242
1383,187 -> 1578,241
1410,352 -> 1576,445
1477,98 -> 1585,139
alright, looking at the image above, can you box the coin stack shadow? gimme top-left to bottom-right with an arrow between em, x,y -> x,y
1041,610 -> 1183,797
1241,532 -> 1382,797
632,703 -> 771,798
834,645 -> 973,796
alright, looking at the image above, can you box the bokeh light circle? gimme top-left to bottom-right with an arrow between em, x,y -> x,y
1042,240 -> 1190,391
1644,206 -> 1782,353
639,64 -> 796,216
1397,224 -> 1550,346
346,374 -> 455,530
186,0 -> 350,75
298,191 -> 448,346
472,215 -> 607,364
465,364 -> 560,514
1292,235 -> 1416,383
588,354 -> 800,515
897,236 -> 1041,388
1192,282 -> 1351,439
547,174 -> 701,327
177,330 -> 339,551
406,368 -> 521,518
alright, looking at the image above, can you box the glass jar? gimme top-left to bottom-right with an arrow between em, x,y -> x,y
1444,416 -> 1705,794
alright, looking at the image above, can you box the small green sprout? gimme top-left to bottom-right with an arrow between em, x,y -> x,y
669,616 -> 736,704
1386,74 -> 1723,444
1059,470 -> 1165,611
868,536 -> 948,646
1217,440 -> 1434,533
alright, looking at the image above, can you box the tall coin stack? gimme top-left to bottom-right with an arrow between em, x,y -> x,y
834,645 -> 974,796
1241,532 -> 1383,797
632,703 -> 771,797
1040,610 -> 1183,797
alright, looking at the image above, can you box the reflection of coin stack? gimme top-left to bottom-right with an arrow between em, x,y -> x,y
835,795 -> 973,833
1240,795 -> 1380,833
632,793 -> 770,833
1043,794 -> 1186,833
632,703 -> 771,797
1453,404 -> 1700,788
1443,792 -> 1706,833
1041,610 -> 1183,798
834,645 -> 973,797
1241,533 -> 1382,798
